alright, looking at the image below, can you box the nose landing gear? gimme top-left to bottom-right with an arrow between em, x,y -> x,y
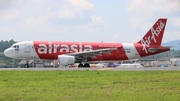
24,60 -> 29,68
24,64 -> 29,68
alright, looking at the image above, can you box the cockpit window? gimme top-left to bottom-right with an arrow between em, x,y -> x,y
12,45 -> 19,49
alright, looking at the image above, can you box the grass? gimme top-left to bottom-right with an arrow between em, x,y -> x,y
0,70 -> 180,101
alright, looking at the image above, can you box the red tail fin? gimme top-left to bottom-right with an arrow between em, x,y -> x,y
137,18 -> 167,46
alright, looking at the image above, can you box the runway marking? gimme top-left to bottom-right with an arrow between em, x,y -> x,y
98,68 -> 113,71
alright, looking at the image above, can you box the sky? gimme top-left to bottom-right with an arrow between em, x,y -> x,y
0,0 -> 180,43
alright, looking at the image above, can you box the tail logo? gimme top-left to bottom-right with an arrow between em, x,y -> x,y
151,21 -> 165,43
141,20 -> 165,53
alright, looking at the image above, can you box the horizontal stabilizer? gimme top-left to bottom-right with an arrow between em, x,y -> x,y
148,46 -> 172,52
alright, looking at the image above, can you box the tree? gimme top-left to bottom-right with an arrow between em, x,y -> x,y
0,39 -> 16,52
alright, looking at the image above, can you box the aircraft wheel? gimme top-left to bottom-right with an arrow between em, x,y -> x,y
78,63 -> 84,67
24,64 -> 29,68
84,63 -> 90,68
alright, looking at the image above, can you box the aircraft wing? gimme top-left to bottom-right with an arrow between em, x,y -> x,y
66,48 -> 118,59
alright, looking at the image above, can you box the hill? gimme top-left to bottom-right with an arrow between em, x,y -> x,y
162,39 -> 180,50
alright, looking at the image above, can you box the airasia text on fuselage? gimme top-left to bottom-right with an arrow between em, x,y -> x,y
37,42 -> 93,54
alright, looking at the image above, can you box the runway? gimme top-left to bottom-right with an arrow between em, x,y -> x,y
0,67 -> 180,71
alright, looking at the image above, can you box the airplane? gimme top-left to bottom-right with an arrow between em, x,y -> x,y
4,18 -> 170,67
107,62 -> 120,67
107,61 -> 143,68
119,63 -> 143,68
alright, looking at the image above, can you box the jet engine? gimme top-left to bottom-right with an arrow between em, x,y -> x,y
58,55 -> 76,66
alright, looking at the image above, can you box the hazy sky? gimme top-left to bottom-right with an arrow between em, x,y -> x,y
0,0 -> 180,43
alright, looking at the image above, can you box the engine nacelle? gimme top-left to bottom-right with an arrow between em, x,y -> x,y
58,55 -> 76,66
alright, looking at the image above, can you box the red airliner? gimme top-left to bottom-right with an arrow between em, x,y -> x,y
4,18 -> 170,67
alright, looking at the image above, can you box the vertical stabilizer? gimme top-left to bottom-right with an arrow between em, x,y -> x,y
137,18 -> 167,46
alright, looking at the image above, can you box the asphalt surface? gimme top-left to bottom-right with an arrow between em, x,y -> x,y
0,67 -> 180,71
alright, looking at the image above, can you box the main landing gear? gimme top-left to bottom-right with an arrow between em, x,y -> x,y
78,63 -> 90,68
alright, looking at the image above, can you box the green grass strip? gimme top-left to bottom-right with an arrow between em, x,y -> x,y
0,70 -> 180,101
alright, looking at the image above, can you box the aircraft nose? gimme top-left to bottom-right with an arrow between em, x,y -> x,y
4,48 -> 12,58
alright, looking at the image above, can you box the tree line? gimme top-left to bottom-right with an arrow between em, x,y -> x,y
0,39 -> 16,52
0,40 -> 17,64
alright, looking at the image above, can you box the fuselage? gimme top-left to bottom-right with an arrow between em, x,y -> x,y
4,41 -> 170,61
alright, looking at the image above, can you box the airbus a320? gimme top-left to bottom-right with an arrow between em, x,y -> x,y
4,18 -> 170,67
